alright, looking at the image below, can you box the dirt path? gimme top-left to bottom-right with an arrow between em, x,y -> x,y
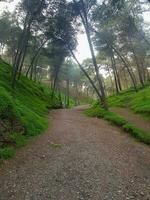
110,107 -> 150,133
0,107 -> 150,200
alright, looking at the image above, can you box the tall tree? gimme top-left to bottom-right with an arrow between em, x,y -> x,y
71,0 -> 107,109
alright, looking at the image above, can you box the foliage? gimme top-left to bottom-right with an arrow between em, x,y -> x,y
0,0 -> 150,100
92,0 -> 150,94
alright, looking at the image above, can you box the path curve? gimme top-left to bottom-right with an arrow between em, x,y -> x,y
110,107 -> 150,133
0,108 -> 150,200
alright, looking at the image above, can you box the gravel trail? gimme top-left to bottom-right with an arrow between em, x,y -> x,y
0,107 -> 150,200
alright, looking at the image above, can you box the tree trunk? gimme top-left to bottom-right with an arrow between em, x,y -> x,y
79,4 -> 107,109
68,46 -> 103,104
112,52 -> 122,91
51,66 -> 60,99
106,64 -> 114,94
90,27 -> 137,92
17,43 -> 28,80
75,81 -> 79,106
111,56 -> 119,93
12,15 -> 31,87
128,37 -> 144,86
66,79 -> 70,108
112,46 -> 137,91
26,39 -> 48,77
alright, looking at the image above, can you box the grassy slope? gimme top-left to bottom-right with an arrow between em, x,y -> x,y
108,87 -> 150,118
0,59 -> 61,159
86,87 -> 150,145
85,102 -> 150,145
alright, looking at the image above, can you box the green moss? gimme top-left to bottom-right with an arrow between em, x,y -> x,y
85,104 -> 150,145
10,133 -> 28,147
0,58 -> 62,159
108,87 -> 150,117
103,112 -> 126,126
0,147 -> 15,159
85,106 -> 126,126
123,123 -> 150,145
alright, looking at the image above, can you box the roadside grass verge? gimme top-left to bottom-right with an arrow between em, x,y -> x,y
85,103 -> 150,145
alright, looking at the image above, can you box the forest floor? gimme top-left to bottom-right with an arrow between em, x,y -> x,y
0,106 -> 150,200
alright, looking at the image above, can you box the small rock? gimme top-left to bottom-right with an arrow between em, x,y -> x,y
140,191 -> 144,196
42,155 -> 46,159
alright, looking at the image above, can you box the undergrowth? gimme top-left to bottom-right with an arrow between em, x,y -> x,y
0,147 -> 16,160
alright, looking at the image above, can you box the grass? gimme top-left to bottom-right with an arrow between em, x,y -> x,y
0,147 -> 16,160
108,87 -> 150,119
122,123 -> 150,144
10,133 -> 28,147
0,58 -> 62,160
85,102 -> 150,145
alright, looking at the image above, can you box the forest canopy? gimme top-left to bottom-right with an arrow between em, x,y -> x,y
0,0 -> 150,108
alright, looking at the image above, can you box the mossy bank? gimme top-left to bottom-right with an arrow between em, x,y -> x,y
85,101 -> 150,145
0,59 -> 62,160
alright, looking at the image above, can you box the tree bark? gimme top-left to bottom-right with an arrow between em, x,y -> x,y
128,36 -> 144,86
77,0 -> 107,109
66,79 -> 70,108
111,56 -> 119,93
111,46 -> 137,91
112,52 -> 122,91
12,15 -> 32,87
68,46 -> 103,104
26,39 -> 48,77
90,27 -> 137,91
51,66 -> 61,99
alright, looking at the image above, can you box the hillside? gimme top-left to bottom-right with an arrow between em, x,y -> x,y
0,59 -> 62,159
108,87 -> 150,119
85,87 -> 150,145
